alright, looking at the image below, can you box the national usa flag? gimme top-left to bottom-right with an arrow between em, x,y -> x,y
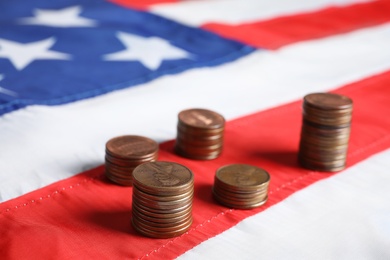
0,0 -> 390,259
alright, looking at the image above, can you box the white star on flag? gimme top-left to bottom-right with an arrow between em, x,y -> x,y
103,32 -> 192,70
18,5 -> 97,27
0,37 -> 71,71
0,75 -> 17,97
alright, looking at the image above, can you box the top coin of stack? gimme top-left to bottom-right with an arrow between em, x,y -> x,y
175,108 -> 225,160
213,164 -> 270,209
105,135 -> 158,186
132,161 -> 194,238
298,93 -> 353,172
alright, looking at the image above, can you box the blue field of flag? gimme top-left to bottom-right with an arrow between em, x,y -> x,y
0,0 -> 254,115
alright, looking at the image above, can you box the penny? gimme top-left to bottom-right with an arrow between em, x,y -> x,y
174,147 -> 222,160
133,186 -> 194,202
304,105 -> 353,117
215,164 -> 270,190
105,153 -> 158,167
104,135 -> 158,186
131,161 -> 194,238
175,108 -> 225,160
214,185 -> 268,199
133,192 -> 193,210
132,198 -> 192,214
213,190 -> 268,209
132,217 -> 192,239
132,200 -> 193,219
132,205 -> 193,224
298,158 -> 346,172
106,135 -> 158,159
212,189 -> 268,205
176,133 -> 223,146
132,213 -> 192,233
105,174 -> 133,186
212,164 -> 270,209
175,142 -> 223,154
132,161 -> 194,194
304,93 -> 353,111
132,212 -> 192,230
178,108 -> 225,130
298,93 -> 353,172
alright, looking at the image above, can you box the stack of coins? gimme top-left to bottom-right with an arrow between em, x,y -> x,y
213,164 -> 270,209
105,135 -> 158,186
175,108 -> 225,160
132,161 -> 194,238
298,93 -> 353,172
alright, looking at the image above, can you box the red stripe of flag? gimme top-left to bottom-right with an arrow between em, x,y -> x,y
1,70 -> 389,259
202,0 -> 390,49
109,0 -> 178,10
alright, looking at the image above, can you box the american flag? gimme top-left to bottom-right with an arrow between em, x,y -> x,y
1,0 -> 389,259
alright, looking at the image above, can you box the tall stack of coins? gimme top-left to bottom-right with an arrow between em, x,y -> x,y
105,135 -> 158,186
213,164 -> 270,209
132,161 -> 194,238
298,93 -> 353,172
175,108 -> 225,160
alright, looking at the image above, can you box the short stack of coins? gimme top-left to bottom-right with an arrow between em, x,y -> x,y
132,161 -> 194,238
213,164 -> 270,209
298,93 -> 353,172
175,108 -> 225,160
105,135 -> 158,186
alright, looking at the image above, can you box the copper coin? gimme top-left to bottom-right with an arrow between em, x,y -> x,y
304,93 -> 353,111
213,190 -> 268,209
134,181 -> 194,197
106,174 -> 133,186
213,190 -> 268,204
132,211 -> 192,229
215,164 -> 270,190
132,205 -> 193,224
105,153 -> 158,167
133,193 -> 193,210
299,137 -> 350,148
176,132 -> 223,146
175,142 -> 223,154
177,123 -> 224,136
132,161 -> 194,194
301,122 -> 351,135
214,184 -> 268,198
132,198 -> 192,215
132,217 -> 192,238
178,108 -> 225,130
303,113 -> 352,126
299,142 -> 349,153
132,200 -> 193,219
299,139 -> 350,150
300,129 -> 350,141
303,105 -> 353,117
133,186 -> 194,202
298,157 -> 346,172
174,146 -> 222,160
298,150 -> 347,162
212,188 -> 268,205
105,169 -> 133,180
132,213 -> 192,232
105,135 -> 158,160
105,160 -> 136,172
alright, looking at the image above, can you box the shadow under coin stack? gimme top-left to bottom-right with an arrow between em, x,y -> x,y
105,135 -> 158,186
175,108 -> 225,160
213,164 -> 270,209
298,93 -> 353,172
132,161 -> 194,238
